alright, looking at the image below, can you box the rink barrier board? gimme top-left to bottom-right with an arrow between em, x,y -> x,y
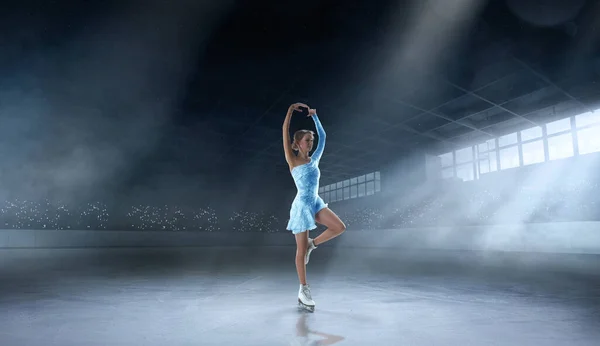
1,222 -> 599,254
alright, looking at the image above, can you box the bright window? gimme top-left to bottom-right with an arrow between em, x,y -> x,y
575,111 -> 600,128
456,163 -> 474,181
477,151 -> 498,174
455,147 -> 473,164
547,133 -> 574,160
357,183 -> 365,197
546,118 -> 571,135
498,133 -> 518,147
326,170 -> 381,203
329,191 -> 336,202
522,140 -> 545,166
478,139 -> 496,152
499,146 -> 520,170
366,181 -> 375,195
577,126 -> 600,155
520,126 -> 543,141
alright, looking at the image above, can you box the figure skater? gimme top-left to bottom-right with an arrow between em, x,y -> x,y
282,102 -> 346,312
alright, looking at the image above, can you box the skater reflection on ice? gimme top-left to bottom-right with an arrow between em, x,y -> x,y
290,313 -> 345,346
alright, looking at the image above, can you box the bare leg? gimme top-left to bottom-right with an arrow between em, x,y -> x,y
294,230 -> 309,285
313,208 -> 346,246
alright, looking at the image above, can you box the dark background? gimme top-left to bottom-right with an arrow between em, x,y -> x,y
0,0 -> 599,231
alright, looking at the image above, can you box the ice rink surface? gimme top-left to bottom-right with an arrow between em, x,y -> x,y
1,245 -> 599,345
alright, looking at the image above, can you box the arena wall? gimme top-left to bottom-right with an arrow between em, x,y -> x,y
1,221 -> 599,255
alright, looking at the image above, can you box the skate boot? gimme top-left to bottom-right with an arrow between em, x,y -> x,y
305,238 -> 317,265
297,284 -> 315,312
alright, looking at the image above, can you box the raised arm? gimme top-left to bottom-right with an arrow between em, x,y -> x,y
310,112 -> 326,162
283,103 -> 308,166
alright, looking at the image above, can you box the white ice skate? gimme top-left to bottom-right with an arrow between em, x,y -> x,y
305,238 -> 317,265
297,284 -> 315,312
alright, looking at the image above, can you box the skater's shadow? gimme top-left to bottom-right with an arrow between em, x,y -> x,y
291,313 -> 345,345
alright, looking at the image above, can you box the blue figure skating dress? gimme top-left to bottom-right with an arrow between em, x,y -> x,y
287,114 -> 328,234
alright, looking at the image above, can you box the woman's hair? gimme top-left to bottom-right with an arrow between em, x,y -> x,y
291,130 -> 314,151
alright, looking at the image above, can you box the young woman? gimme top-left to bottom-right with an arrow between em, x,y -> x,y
282,102 -> 347,312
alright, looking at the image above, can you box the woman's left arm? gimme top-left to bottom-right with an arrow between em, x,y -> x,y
309,109 -> 326,161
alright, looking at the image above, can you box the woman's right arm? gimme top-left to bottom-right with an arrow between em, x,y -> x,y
283,103 -> 308,166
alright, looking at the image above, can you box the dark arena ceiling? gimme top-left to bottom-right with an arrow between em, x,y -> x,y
175,0 -> 600,184
2,0 -> 599,188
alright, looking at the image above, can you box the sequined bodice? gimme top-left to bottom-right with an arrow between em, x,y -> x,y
291,159 -> 321,197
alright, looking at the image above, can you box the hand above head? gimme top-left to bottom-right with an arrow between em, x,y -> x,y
289,102 -> 309,112
307,108 -> 316,116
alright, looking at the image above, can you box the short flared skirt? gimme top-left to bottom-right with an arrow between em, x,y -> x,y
286,194 -> 328,234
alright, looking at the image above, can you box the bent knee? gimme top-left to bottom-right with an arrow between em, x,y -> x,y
336,222 -> 346,234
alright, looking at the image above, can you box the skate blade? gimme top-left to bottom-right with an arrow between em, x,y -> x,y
297,299 -> 315,313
